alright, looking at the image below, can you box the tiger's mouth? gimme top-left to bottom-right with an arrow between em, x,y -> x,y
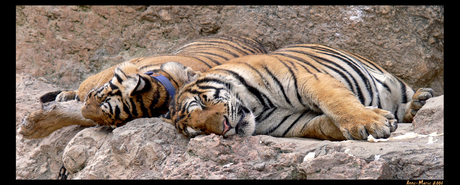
222,106 -> 249,136
222,116 -> 232,135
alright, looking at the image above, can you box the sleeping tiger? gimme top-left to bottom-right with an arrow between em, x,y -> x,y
167,44 -> 434,140
79,35 -> 267,127
20,35 -> 267,139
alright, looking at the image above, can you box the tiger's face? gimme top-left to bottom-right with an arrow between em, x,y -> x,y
169,82 -> 256,138
81,63 -> 169,127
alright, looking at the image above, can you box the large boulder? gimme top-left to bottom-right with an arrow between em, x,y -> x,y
65,118 -> 189,179
16,5 -> 443,94
16,73 -> 86,179
412,95 -> 444,135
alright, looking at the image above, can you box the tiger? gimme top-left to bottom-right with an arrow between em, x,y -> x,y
77,35 -> 267,127
167,44 -> 434,141
20,35 -> 267,139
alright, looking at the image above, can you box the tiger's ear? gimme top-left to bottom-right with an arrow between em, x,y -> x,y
161,112 -> 173,123
160,62 -> 201,86
129,75 -> 151,97
183,66 -> 201,84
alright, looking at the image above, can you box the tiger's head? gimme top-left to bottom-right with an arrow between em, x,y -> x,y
168,72 -> 256,138
81,61 -> 199,127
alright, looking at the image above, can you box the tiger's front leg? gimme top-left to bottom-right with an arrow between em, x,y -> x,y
297,73 -> 397,140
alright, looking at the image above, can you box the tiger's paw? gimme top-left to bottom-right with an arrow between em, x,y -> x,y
56,91 -> 79,102
406,88 -> 434,121
40,90 -> 78,103
39,90 -> 62,103
340,108 -> 397,140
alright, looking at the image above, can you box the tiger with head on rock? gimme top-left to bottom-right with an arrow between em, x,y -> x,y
167,44 -> 434,140
20,35 -> 267,139
79,35 -> 267,127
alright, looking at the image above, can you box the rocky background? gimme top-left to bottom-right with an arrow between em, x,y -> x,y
16,5 -> 444,179
16,5 -> 443,94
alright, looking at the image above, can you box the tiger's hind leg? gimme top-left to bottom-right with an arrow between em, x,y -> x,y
403,88 -> 434,122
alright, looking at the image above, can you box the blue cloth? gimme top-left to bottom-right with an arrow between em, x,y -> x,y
146,72 -> 176,99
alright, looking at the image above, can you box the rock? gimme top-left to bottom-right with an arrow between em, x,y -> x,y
16,73 -> 86,179
67,118 -> 189,179
55,119 -> 442,180
413,95 -> 444,135
299,151 -> 369,179
164,134 -> 306,179
16,125 -> 83,179
359,160 -> 392,180
16,5 -> 443,94
62,126 -> 113,173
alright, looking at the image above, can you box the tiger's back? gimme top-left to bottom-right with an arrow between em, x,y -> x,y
75,35 -> 267,101
271,44 -> 413,115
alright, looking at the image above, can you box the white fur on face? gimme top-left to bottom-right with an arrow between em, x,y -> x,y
186,126 -> 202,137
